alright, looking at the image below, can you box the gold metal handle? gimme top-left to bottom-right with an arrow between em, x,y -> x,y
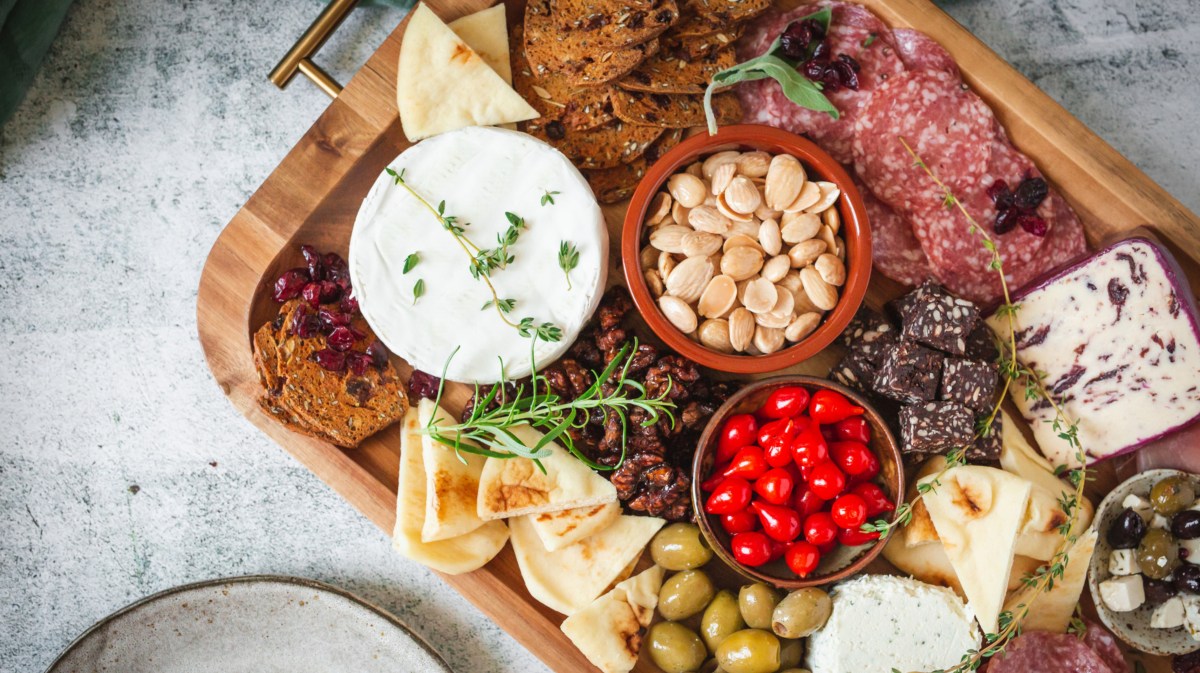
269,0 -> 361,98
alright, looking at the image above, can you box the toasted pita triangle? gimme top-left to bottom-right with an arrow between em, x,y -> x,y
477,424 -> 617,520
397,3 -> 537,141
922,466 -> 1031,633
561,566 -> 664,673
392,408 -> 508,574
419,399 -> 489,541
448,5 -> 511,84
530,500 -> 622,551
1004,529 -> 1097,633
510,514 -> 664,615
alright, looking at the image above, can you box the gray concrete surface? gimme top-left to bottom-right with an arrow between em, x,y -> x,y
0,0 -> 1196,671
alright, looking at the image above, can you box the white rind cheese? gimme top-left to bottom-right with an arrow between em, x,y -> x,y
350,127 -> 607,383
987,238 -> 1200,467
806,575 -> 980,673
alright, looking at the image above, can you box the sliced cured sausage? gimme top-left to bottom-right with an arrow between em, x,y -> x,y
987,631 -> 1117,673
1082,623 -> 1130,673
892,27 -> 960,79
857,178 -> 931,286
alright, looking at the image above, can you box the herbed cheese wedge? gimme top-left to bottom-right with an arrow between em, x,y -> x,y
1003,528 -> 1097,633
530,501 -> 622,552
921,466 -> 1032,633
560,566 -> 664,673
420,399 -> 489,542
509,514 -> 664,615
392,408 -> 508,574
477,424 -> 618,521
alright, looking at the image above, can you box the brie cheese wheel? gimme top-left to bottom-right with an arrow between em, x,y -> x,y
350,126 -> 607,383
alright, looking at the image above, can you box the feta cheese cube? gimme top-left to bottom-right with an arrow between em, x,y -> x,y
1153,513 -> 1172,530
1108,549 -> 1139,576
1099,575 -> 1145,613
1151,596 -> 1187,629
1122,494 -> 1154,524
1181,537 -> 1200,565
1184,596 -> 1200,641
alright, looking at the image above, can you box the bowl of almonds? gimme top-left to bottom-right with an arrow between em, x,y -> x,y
621,125 -> 872,374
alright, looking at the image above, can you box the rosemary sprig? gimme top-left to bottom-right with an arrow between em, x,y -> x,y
868,138 -> 1089,673
385,167 -> 561,343
423,340 -> 676,471
559,240 -> 579,291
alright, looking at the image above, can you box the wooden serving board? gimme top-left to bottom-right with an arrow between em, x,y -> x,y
197,1 -> 1200,671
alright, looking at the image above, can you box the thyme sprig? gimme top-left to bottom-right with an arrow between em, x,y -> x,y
423,340 -> 676,472
385,167 -> 561,343
559,240 -> 579,291
866,139 -> 1090,673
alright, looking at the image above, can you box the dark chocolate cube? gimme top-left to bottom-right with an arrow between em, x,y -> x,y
899,401 -> 976,455
873,340 -> 943,404
941,359 -> 999,413
966,412 -> 1002,461
898,283 -> 981,355
964,323 -> 1000,362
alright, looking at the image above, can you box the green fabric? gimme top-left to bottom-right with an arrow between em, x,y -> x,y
0,0 -> 74,127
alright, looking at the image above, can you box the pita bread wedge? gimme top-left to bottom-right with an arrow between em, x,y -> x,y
510,514 -> 664,615
1000,411 -> 1093,531
392,408 -> 509,574
448,5 -> 511,84
921,466 -> 1031,633
561,566 -> 664,673
530,501 -> 622,551
477,424 -> 617,520
420,399 -> 490,541
397,3 -> 537,141
1004,528 -> 1097,633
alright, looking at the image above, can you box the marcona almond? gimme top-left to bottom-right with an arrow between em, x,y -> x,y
753,325 -> 786,354
704,193 -> 718,207
778,269 -> 802,293
781,212 -> 821,243
761,254 -> 791,283
787,239 -> 827,268
834,235 -> 846,260
650,224 -> 690,254
815,253 -> 846,286
723,233 -> 762,253
784,180 -> 821,212
758,218 -> 782,256
792,285 -> 821,314
698,319 -> 734,353
800,266 -> 838,311
721,246 -> 764,281
681,231 -> 722,258
736,151 -> 771,178
658,250 -> 676,279
764,155 -> 804,211
728,308 -> 755,351
708,252 -> 723,272
806,181 -> 840,213
665,256 -> 714,304
668,173 -> 707,208
785,312 -> 822,342
742,277 -> 778,314
698,274 -> 737,318
689,205 -> 732,234
710,162 -> 736,196
822,206 -> 840,233
770,286 -> 795,317
640,244 -> 658,269
818,224 -> 838,258
644,270 -> 664,297
658,295 -> 697,333
647,191 -> 672,225
756,291 -> 794,329
702,150 -> 741,179
727,218 -> 760,239
723,176 -> 762,215
671,200 -> 690,227
685,161 -> 703,178
716,193 -> 754,223
754,202 -> 781,222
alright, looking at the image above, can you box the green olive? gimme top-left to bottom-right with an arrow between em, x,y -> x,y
1151,476 -> 1197,515
660,569 -> 717,621
738,583 -> 783,629
1137,528 -> 1181,580
692,660 -> 722,673
652,523 -> 714,570
648,622 -> 708,673
772,588 -> 833,638
778,638 -> 804,668
715,628 -> 781,673
701,590 -> 746,653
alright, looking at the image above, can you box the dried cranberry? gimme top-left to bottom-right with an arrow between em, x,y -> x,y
1017,212 -> 1048,236
272,269 -> 310,302
1013,177 -> 1049,210
365,340 -> 389,369
408,369 -> 442,400
326,326 -> 357,352
301,282 -> 322,306
318,309 -> 352,331
318,280 -> 342,303
994,208 -> 1019,235
300,245 -> 323,281
820,65 -> 843,91
339,294 -> 360,315
832,58 -> 859,90
311,348 -> 346,372
838,53 -> 861,72
323,253 -> 351,290
346,352 -> 373,377
810,39 -> 830,62
802,59 -> 826,80
987,180 -> 1014,210
349,327 -> 368,341
779,21 -> 812,60
290,304 -> 322,338
802,18 -> 825,40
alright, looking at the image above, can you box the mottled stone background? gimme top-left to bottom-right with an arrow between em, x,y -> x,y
0,0 -> 1196,671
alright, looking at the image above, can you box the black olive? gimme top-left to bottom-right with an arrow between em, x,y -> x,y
1175,564 -> 1200,595
1107,508 -> 1148,549
1144,577 -> 1177,605
1173,510 -> 1200,540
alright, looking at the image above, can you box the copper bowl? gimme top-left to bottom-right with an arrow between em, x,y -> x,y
692,376 -> 905,589
621,125 -> 872,374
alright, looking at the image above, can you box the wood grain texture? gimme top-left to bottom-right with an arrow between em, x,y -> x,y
196,1 -> 1198,671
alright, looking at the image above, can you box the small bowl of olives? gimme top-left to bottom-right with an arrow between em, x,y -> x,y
1088,469 -> 1200,656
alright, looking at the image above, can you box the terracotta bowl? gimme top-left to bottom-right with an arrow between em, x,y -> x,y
621,124 -> 872,374
692,376 -> 905,589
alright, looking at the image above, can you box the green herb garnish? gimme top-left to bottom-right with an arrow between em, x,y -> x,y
403,252 -> 420,274
558,240 -> 579,291
412,278 -> 425,304
540,190 -> 560,206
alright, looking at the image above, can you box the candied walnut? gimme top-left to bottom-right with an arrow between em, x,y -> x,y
645,355 -> 701,402
612,451 -> 692,520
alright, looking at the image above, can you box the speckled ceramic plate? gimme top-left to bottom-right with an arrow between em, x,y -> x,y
45,575 -> 453,673
1088,469 -> 1200,656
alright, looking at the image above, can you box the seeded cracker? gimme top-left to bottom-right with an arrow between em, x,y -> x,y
685,0 -> 771,24
583,129 -> 683,203
522,118 -> 664,169
545,0 -> 680,42
523,0 -> 676,80
611,88 -> 741,128
524,20 -> 661,87
512,26 -> 614,130
618,47 -> 736,95
664,25 -> 745,58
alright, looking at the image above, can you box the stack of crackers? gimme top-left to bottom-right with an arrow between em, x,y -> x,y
514,0 -> 771,203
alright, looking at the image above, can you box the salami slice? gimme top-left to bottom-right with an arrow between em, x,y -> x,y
1082,623 -> 1130,673
858,178 -> 932,286
852,69 -> 995,217
988,631 -> 1117,673
892,27 -> 960,79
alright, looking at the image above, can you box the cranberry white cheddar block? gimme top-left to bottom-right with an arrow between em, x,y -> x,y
349,126 -> 607,383
987,237 -> 1200,468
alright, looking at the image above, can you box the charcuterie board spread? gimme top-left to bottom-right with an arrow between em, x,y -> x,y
197,0 -> 1200,671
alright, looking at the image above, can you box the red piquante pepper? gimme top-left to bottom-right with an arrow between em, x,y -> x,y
752,501 -> 802,543
720,509 -> 759,535
753,468 -> 796,505
759,386 -> 810,420
809,389 -> 865,424
851,482 -> 895,517
717,413 -> 758,464
731,531 -> 773,567
785,541 -> 821,577
838,526 -> 881,547
721,446 -> 769,481
832,416 -> 871,444
705,477 -> 752,515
